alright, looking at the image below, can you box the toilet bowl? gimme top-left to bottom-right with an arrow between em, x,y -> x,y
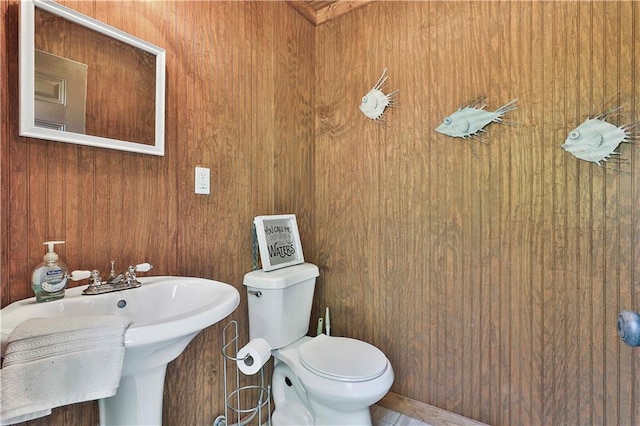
271,335 -> 394,425
243,263 -> 394,426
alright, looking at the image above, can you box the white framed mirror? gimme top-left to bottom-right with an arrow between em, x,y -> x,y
20,0 -> 166,156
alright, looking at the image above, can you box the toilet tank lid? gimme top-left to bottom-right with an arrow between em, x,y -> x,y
243,263 -> 319,289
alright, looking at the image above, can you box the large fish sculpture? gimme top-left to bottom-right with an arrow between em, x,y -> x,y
435,97 -> 517,157
436,97 -> 518,138
359,68 -> 399,121
561,108 -> 638,167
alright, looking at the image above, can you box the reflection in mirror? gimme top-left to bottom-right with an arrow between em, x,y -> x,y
34,7 -> 156,144
20,0 -> 166,156
35,49 -> 87,133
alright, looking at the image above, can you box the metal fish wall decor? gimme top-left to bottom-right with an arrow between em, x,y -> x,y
435,97 -> 517,157
359,68 -> 398,121
561,108 -> 638,168
436,97 -> 518,138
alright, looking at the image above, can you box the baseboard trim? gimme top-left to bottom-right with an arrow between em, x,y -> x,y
377,392 -> 488,426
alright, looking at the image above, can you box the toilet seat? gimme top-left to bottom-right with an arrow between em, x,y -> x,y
298,334 -> 388,382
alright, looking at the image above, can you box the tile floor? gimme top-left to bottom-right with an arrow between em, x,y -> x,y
370,405 -> 431,426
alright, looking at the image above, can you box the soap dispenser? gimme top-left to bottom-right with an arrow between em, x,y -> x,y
32,240 -> 69,302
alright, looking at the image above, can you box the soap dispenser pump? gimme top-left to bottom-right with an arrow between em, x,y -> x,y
32,240 -> 69,302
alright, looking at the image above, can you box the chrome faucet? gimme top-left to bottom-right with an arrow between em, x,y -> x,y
71,261 -> 153,295
106,260 -> 124,285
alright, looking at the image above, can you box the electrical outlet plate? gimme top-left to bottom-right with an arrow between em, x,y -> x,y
195,166 -> 210,194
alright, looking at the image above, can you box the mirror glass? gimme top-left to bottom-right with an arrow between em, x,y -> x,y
20,0 -> 166,156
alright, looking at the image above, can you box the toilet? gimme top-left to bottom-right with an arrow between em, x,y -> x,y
243,263 -> 394,425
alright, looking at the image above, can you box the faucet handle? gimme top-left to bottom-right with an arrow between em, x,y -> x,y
73,269 -> 102,288
120,263 -> 152,287
70,270 -> 92,281
135,263 -> 153,273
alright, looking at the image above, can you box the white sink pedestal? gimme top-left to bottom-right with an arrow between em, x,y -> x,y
99,365 -> 167,426
98,330 -> 200,425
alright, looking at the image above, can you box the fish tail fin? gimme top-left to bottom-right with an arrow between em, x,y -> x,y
621,122 -> 640,139
496,98 -> 518,115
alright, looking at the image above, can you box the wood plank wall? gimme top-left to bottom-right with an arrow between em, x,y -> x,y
1,1 -> 314,424
2,1 -> 639,425
314,1 -> 639,425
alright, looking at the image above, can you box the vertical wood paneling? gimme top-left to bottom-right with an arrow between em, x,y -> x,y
315,1 -> 639,425
617,4 -> 635,423
632,4 -> 640,426
538,3 -> 555,425
3,1 -> 640,425
1,1 -> 314,424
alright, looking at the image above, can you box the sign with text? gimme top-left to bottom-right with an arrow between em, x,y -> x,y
254,215 -> 304,271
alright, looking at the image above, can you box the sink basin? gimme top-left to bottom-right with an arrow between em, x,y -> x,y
0,276 -> 240,425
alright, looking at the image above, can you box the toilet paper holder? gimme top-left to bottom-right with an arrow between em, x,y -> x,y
218,320 -> 271,426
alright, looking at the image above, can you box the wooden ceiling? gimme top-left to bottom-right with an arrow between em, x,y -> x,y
286,0 -> 377,25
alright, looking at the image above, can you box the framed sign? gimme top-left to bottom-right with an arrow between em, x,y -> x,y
254,215 -> 305,271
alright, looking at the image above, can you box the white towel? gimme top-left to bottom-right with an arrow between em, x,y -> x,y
0,315 -> 130,425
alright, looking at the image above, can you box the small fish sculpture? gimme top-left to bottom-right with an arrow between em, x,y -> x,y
359,68 -> 398,121
561,108 -> 638,167
435,97 -> 518,138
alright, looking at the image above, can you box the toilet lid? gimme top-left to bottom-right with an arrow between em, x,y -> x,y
298,334 -> 388,382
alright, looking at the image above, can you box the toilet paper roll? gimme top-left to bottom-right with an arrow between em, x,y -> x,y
237,338 -> 271,375
617,310 -> 640,347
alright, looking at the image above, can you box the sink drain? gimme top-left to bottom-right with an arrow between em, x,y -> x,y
117,299 -> 127,308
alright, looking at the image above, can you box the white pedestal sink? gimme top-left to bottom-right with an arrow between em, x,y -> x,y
1,276 -> 240,425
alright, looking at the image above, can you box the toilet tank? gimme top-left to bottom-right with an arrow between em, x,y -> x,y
243,263 -> 319,349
